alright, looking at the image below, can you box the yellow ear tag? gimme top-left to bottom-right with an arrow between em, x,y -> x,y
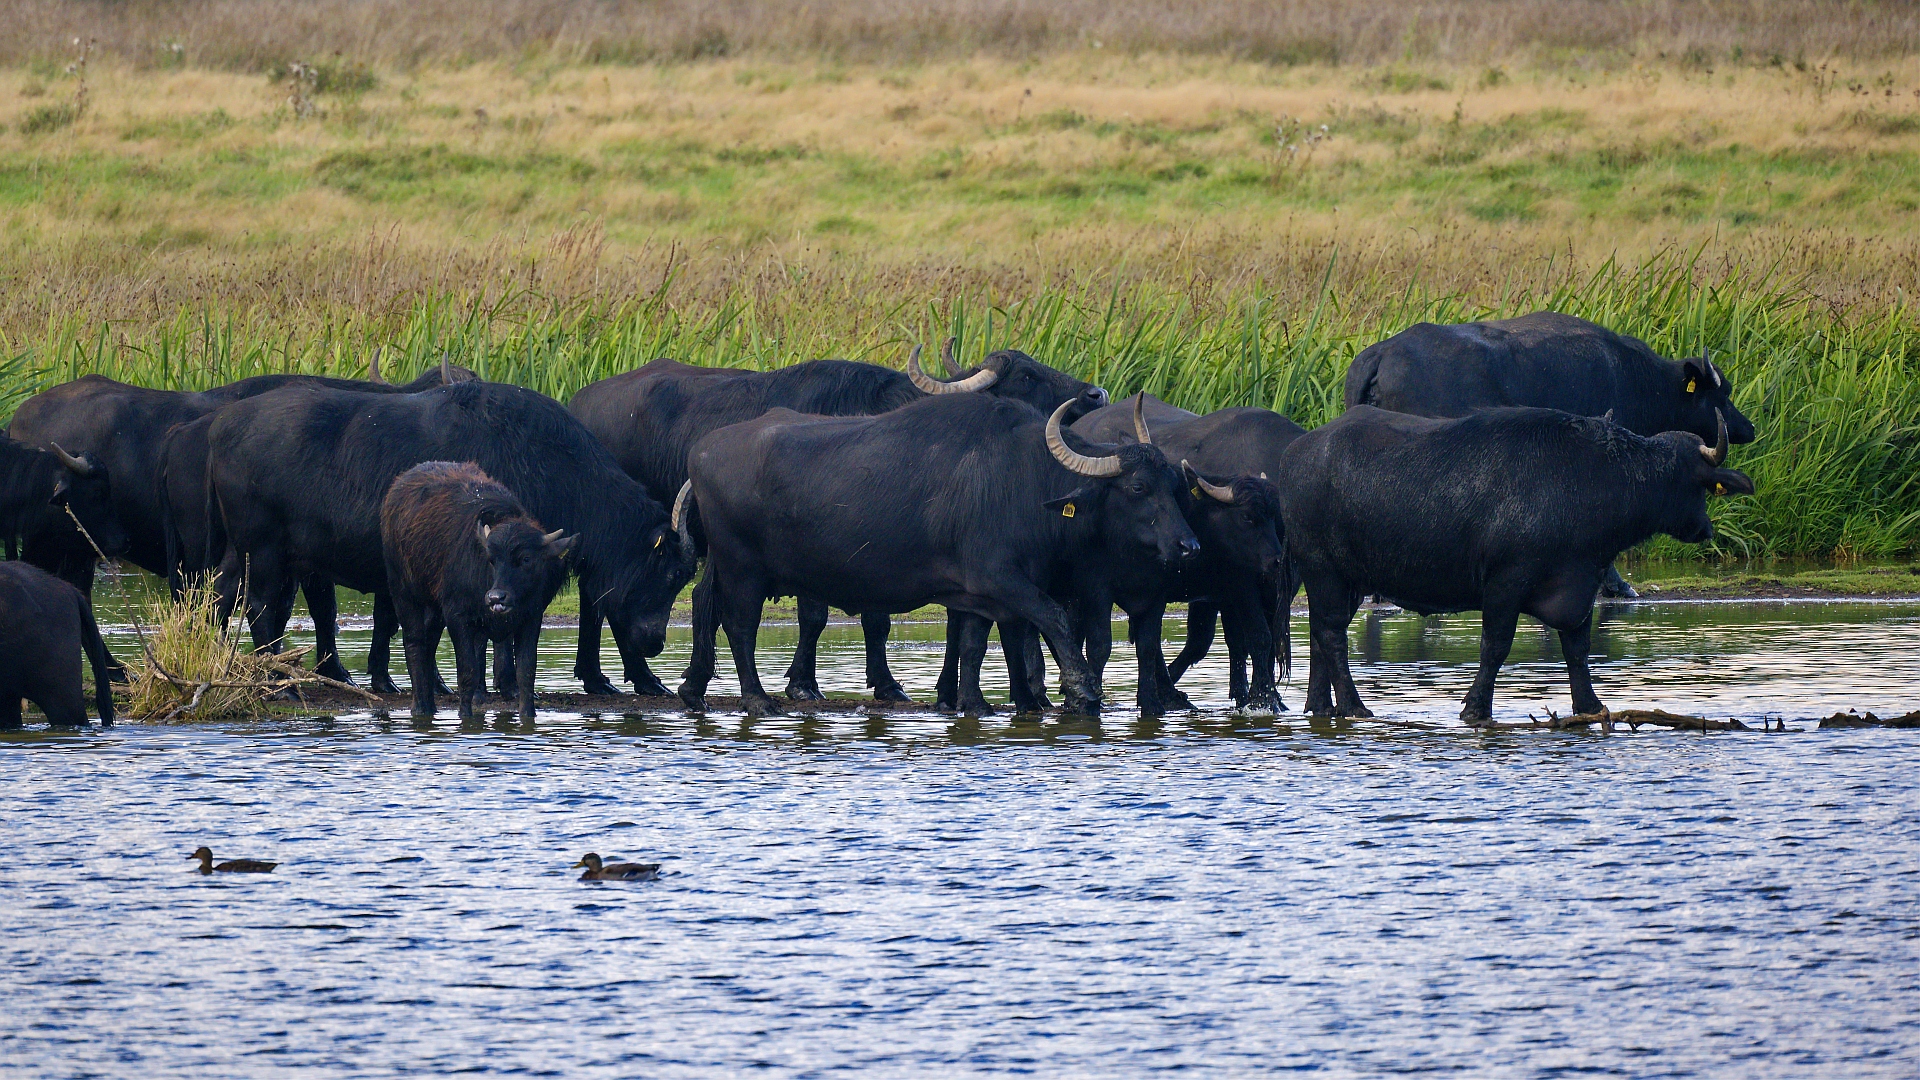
1686,379 -> 1697,393
654,534 -> 664,548
1061,503 -> 1076,518
1715,482 -> 1727,495
1191,486 -> 1203,500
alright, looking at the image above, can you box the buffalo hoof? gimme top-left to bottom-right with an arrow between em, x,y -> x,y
105,664 -> 132,686
785,681 -> 826,702
871,683 -> 912,704
629,672 -> 671,697
1167,689 -> 1195,712
1235,692 -> 1284,718
741,692 -> 784,717
676,683 -> 706,711
315,659 -> 355,684
1598,566 -> 1639,600
1059,694 -> 1103,718
579,674 -> 622,697
370,675 -> 401,696
1460,709 -> 1494,727
955,697 -> 995,717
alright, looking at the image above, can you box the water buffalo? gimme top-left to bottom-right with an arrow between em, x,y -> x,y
568,341 -> 1106,699
2,437 -> 125,566
1344,311 -> 1757,598
1072,394 -> 1308,707
1279,405 -> 1755,723
0,562 -> 114,728
6,358 -> 471,681
382,462 -> 574,722
675,382 -> 1197,717
206,379 -> 694,696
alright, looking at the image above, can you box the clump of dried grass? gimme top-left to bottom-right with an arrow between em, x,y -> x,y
126,582 -> 372,721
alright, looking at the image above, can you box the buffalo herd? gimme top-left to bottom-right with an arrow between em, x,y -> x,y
0,313 -> 1757,728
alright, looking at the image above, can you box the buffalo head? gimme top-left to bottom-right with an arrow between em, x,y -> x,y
1043,397 -> 1200,566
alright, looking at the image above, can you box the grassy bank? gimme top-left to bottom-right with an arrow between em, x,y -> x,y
1,42 -> 1918,561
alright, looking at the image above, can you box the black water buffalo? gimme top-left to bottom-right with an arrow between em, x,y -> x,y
7,358 -> 470,681
2,437 -> 125,565
207,380 -> 694,695
676,386 -> 1197,717
0,562 -> 114,728
1072,394 -> 1308,707
937,398 -> 1285,715
568,341 -> 1106,699
382,462 -> 574,722
1279,405 -> 1754,722
1344,312 -> 1756,598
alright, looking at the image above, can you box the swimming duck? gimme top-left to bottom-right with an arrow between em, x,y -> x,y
574,853 -> 661,881
190,847 -> 277,874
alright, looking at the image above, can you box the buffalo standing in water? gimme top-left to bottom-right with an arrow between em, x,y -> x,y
1344,312 -> 1757,597
0,562 -> 115,729
1279,406 -> 1754,723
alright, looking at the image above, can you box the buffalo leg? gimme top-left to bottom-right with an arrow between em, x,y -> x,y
1559,614 -> 1605,717
934,610 -> 968,710
1080,600 -> 1114,695
677,568 -> 721,710
1003,621 -> 1052,712
715,574 -> 780,717
862,612 -> 909,701
398,602 -> 443,719
1303,578 -> 1370,718
1128,603 -> 1190,716
301,576 -> 355,684
515,624 -> 542,720
573,593 -> 620,696
0,695 -> 18,729
1461,606 -> 1520,725
999,583 -> 1100,715
952,613 -> 994,716
449,622 -> 486,724
1167,601 -> 1217,685
783,598 -> 829,701
54,557 -> 128,683
1222,594 -> 1284,714
1597,563 -> 1638,600
492,638 -> 517,698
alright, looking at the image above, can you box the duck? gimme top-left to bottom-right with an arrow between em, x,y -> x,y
574,853 -> 661,881
190,846 -> 277,874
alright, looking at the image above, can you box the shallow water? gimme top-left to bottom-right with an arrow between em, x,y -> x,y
4,599 -> 1919,1076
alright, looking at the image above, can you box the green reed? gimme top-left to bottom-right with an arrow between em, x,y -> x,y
4,251 -> 1915,561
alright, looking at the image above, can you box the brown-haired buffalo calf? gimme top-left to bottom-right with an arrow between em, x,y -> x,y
0,562 -> 115,728
380,462 -> 574,722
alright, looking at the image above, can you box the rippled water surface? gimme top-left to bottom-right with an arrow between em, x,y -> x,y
4,599 -> 1919,1077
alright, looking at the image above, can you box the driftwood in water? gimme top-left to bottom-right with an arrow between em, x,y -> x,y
1492,708 -> 1750,733
1819,710 -> 1920,729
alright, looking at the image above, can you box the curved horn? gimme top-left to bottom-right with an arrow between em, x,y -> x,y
477,521 -> 491,544
542,529 -> 565,545
940,337 -> 962,377
1133,394 -> 1152,445
367,346 -> 388,385
1698,408 -> 1728,466
440,353 -> 452,386
49,443 -> 92,476
1183,460 -> 1234,503
670,480 -> 692,535
1046,400 -> 1122,478
907,342 -> 998,394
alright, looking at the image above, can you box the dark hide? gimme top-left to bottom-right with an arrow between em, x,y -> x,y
1279,405 -> 1754,722
568,350 -> 1107,698
5,363 -> 472,657
381,462 -> 572,722
0,562 -> 114,728
676,393 -> 1196,717
1345,311 -> 1756,443
207,380 -> 694,695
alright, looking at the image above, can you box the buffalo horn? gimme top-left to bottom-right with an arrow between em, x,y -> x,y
1183,460 -> 1234,503
1133,394 -> 1152,445
1046,400 -> 1123,478
542,529 -> 565,545
49,443 -> 92,477
907,343 -> 999,394
478,521 -> 492,544
671,480 -> 692,535
367,346 -> 388,385
440,354 -> 453,386
1698,409 -> 1728,466
940,337 -> 962,377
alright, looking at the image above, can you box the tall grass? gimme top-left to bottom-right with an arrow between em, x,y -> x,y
4,249 -> 1915,561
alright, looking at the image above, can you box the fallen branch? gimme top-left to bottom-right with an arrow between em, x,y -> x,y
1499,708 -> 1750,732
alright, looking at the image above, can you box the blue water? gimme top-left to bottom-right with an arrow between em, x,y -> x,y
2,599 -> 1918,1077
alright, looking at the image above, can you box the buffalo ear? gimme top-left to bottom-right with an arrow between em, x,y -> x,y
49,474 -> 72,503
1043,485 -> 1098,518
1706,468 -> 1755,497
1682,359 -> 1709,396
547,532 -> 578,558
